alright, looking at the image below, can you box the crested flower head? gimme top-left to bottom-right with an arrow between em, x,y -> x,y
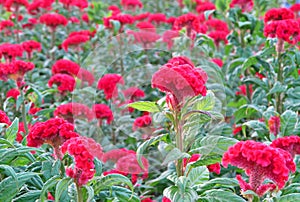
271,136 -> 300,158
40,13 -> 68,30
97,74 -> 124,100
48,73 -> 76,94
52,59 -> 80,76
92,104 -> 114,125
54,103 -> 94,123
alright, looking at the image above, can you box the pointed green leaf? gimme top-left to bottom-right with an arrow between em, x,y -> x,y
127,101 -> 160,112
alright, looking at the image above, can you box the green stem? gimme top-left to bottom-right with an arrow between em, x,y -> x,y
50,29 -> 56,60
119,35 -> 124,75
276,51 -> 283,114
245,68 -> 252,102
20,89 -> 29,135
174,111 -> 184,177
76,183 -> 83,202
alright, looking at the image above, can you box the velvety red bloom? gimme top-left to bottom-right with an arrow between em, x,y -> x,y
69,30 -> 96,38
134,12 -> 150,21
230,0 -> 254,12
133,115 -> 152,130
48,73 -> 76,94
222,140 -> 296,196
123,87 -> 145,101
264,8 -> 295,23
81,13 -> 89,23
29,103 -> 41,116
103,169 -> 127,176
40,13 -> 68,30
0,110 -> 11,125
16,122 -> 29,142
62,136 -> 103,186
121,0 -> 143,10
152,56 -> 207,110
255,72 -> 265,79
6,88 -> 20,99
205,19 -> 229,33
77,68 -> 95,86
5,0 -> 29,11
52,59 -> 80,76
0,43 -> 23,62
208,31 -> 228,46
27,0 -> 53,15
268,116 -> 280,136
290,3 -> 300,12
127,30 -> 161,49
271,136 -> 300,158
103,14 -> 134,31
101,148 -> 135,163
59,0 -> 88,10
183,154 -> 221,174
108,5 -> 121,16
92,104 -> 114,125
0,20 -> 14,31
97,74 -> 124,100
54,103 -> 94,123
162,197 -> 171,202
69,16 -> 80,24
148,13 -> 167,24
196,2 -> 216,13
22,40 -> 41,59
168,56 -> 194,66
141,198 -> 153,202
207,163 -> 221,174
264,19 -> 300,44
7,60 -> 34,79
47,192 -> 54,200
22,18 -> 38,29
62,35 -> 90,52
236,84 -> 253,96
233,124 -> 242,135
136,22 -> 156,32
162,30 -> 179,49
211,58 -> 223,68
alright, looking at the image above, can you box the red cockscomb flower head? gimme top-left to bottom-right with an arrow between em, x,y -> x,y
27,0 -> 53,15
152,56 -> 207,110
81,13 -> 89,23
162,197 -> 171,202
62,136 -> 103,186
59,0 -> 88,10
0,110 -> 11,125
6,88 -> 20,100
54,103 -> 94,123
264,8 -> 295,23
236,84 -> 253,96
103,169 -> 127,176
108,5 -> 121,16
0,20 -> 14,31
222,140 -> 296,196
123,87 -> 145,101
134,12 -> 150,21
127,30 -> 161,49
29,103 -> 41,116
16,122 -> 31,142
48,73 -> 76,94
133,115 -> 152,130
290,3 -> 300,18
208,31 -> 228,46
196,2 -> 216,13
9,13 -> 23,21
211,58 -> 223,68
52,59 -> 80,76
0,43 -> 23,62
121,0 -> 143,10
62,35 -> 90,52
97,74 -> 124,100
101,148 -> 135,163
92,104 -> 114,125
69,16 -> 80,24
40,13 -> 68,30
7,60 -> 34,80
207,163 -> 221,175
27,118 -> 79,159
22,40 -> 41,59
264,19 -> 300,45
141,198 -> 153,202
77,68 -> 95,86
183,154 -> 221,174
255,72 -> 265,79
0,63 -> 9,80
148,13 -> 167,25
230,0 -> 254,12
103,14 -> 134,31
268,116 -> 280,136
5,0 -> 29,11
69,30 -> 96,38
205,19 -> 229,33
136,22 -> 156,32
22,18 -> 38,29
163,30 -> 179,49
233,124 -> 242,135
271,136 -> 300,158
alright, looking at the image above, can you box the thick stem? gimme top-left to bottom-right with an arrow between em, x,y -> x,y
245,68 -> 252,102
76,183 -> 83,202
174,111 -> 184,177
50,29 -> 56,60
276,50 -> 283,114
20,88 -> 29,135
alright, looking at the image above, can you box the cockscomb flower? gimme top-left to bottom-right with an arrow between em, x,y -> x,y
22,40 -> 41,59
81,13 -> 89,23
103,14 -> 134,32
141,198 -> 153,202
233,124 -> 242,135
162,197 -> 171,202
236,84 -> 253,96
62,136 -> 103,186
230,0 -> 254,12
0,110 -> 11,126
136,22 -> 156,32
148,13 -> 167,25
211,58 -> 223,68
196,1 -> 216,13
183,154 -> 221,174
69,16 -> 80,24
92,104 -> 114,125
54,103 -> 94,123
27,0 -> 53,15
40,13 -> 68,30
48,73 -> 76,94
62,35 -> 90,52
123,87 -> 145,101
27,118 -> 79,159
133,115 -> 152,130
121,0 -> 143,10
268,116 -> 280,136
59,0 -> 88,10
152,56 -> 207,110
97,74 -> 124,100
52,59 -> 80,76
207,163 -> 221,175
108,5 -> 121,16
7,60 -> 34,80
0,20 -> 14,32
77,68 -> 95,86
68,30 -> 96,38
264,8 -> 294,23
162,30 -> 179,49
0,43 -> 23,62
5,0 -> 29,11
101,148 -> 135,163
205,19 -> 229,33
271,136 -> 300,158
222,140 -> 296,196
127,30 -> 161,49
16,122 -> 31,143
22,18 -> 38,29
134,12 -> 150,21
208,31 -> 228,46
6,88 -> 20,100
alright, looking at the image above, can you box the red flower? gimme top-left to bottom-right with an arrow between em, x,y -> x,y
7,60 -> 34,80
264,8 -> 294,23
236,84 -> 253,96
290,3 -> 300,12
77,68 -> 95,86
48,73 -> 76,94
152,56 -> 207,110
6,88 -> 20,100
103,14 -> 134,31
233,124 -> 242,135
62,35 -> 90,52
230,0 -> 254,12
121,0 -> 143,10
101,148 -> 135,163
0,43 -> 23,62
108,5 -> 121,16
16,122 -> 30,142
123,87 -> 145,101
162,197 -> 171,202
97,74 -> 124,100
134,12 -> 150,21
133,115 -> 152,130
205,19 -> 229,33
69,16 -> 80,24
0,110 -> 11,125
162,30 -> 179,49
68,30 -> 96,38
222,140 -> 296,196
271,136 -> 300,158
54,103 -> 94,123
207,163 -> 221,175
59,0 -> 88,10
40,13 -> 68,30
127,30 -> 161,49
268,116 -> 280,136
92,104 -> 114,125
208,31 -> 228,46
196,2 -> 216,13
27,0 -> 53,15
62,136 -> 103,186
255,72 -> 265,79
5,0 -> 29,11
148,13 -> 167,24
22,40 -> 41,59
22,18 -> 38,29
141,198 -> 153,202
136,22 -> 156,32
52,59 -> 80,76
0,20 -> 14,31
81,13 -> 89,23
183,154 -> 221,174
211,58 -> 223,68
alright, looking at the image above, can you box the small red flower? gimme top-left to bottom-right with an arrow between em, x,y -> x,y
0,110 -> 11,125
271,136 -> 300,158
6,88 -> 20,100
69,16 -> 80,24
162,30 -> 179,49
62,35 -> 90,52
230,0 -> 254,12
40,13 -> 68,30
268,116 -> 280,136
5,0 -> 29,11
133,115 -> 152,130
127,30 -> 161,49
123,87 -> 145,101
196,2 -> 216,13
92,104 -> 114,125
0,20 -> 14,31
22,40 -> 41,59
103,14 -> 134,32
108,5 -> 121,16
136,22 -> 156,32
121,0 -> 143,10
54,103 -> 94,123
48,73 -> 76,94
207,163 -> 221,175
77,68 -> 95,86
233,124 -> 242,135
52,59 -> 80,76
97,74 -> 124,100
162,197 -> 171,202
81,13 -> 89,23
211,58 -> 223,68
27,0 -> 53,15
264,8 -> 295,23
0,43 -> 23,62
148,13 -> 167,25
236,84 -> 253,96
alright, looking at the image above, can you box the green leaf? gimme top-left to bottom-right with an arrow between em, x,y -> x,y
281,110 -> 297,136
234,104 -> 262,123
199,178 -> 239,192
82,185 -> 94,202
42,160 -> 61,180
111,186 -> 140,202
191,155 -> 221,167
136,133 -> 168,168
193,91 -> 216,111
242,56 -> 257,71
127,101 -> 160,112
0,165 -> 18,186
40,175 -> 61,202
267,82 -> 287,95
93,174 -> 134,194
5,118 -> 19,144
55,178 -> 73,202
243,120 -> 268,134
198,189 -> 246,202
278,193 -> 300,202
163,148 -> 189,165
12,190 -> 41,202
94,157 -> 103,176
186,166 -> 209,186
